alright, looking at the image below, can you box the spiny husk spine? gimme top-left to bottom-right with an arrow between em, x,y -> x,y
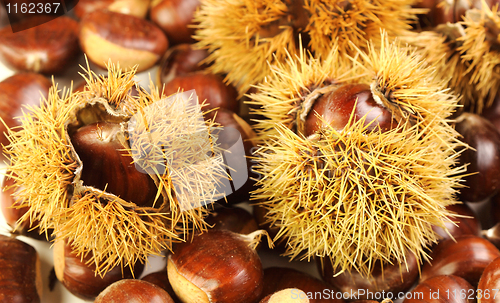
194,0 -> 422,96
249,34 -> 465,277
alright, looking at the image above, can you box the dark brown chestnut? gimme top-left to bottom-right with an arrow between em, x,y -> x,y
318,252 -> 419,300
455,113 -> 500,202
141,268 -> 180,303
260,288 -> 310,303
162,72 -> 239,113
432,203 -> 481,243
0,235 -> 41,303
404,275 -> 474,303
53,239 -> 145,301
302,83 -> 396,137
204,206 -> 259,235
74,0 -> 150,19
149,0 -> 200,45
261,267 -> 344,303
420,235 -> 500,286
167,229 -> 264,303
157,43 -> 210,85
0,16 -> 79,74
0,72 -> 51,161
79,10 -> 168,72
69,121 -> 158,206
95,279 -> 175,303
252,203 -> 284,250
413,0 -> 471,28
478,256 -> 500,303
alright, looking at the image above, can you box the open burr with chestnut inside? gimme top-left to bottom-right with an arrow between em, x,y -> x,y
1,62 -> 233,278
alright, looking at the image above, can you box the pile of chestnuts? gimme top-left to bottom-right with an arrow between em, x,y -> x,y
5,0 -> 500,303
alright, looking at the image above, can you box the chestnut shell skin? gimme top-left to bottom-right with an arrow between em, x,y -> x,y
95,279 -> 175,303
70,122 -> 158,206
404,275 -> 475,303
420,235 -> 500,286
319,252 -> 419,300
304,83 -> 395,137
0,16 -> 80,74
55,240 -> 145,301
204,206 -> 259,235
149,0 -> 201,45
157,44 -> 210,85
455,113 -> 500,202
168,229 -> 264,303
0,235 -> 40,303
478,256 -> 500,303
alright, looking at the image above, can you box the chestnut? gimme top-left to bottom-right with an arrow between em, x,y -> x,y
261,267 -> 344,303
420,235 -> 500,286
252,203 -> 284,250
79,10 -> 168,72
204,206 -> 259,235
162,72 -> 239,113
318,252 -> 419,300
455,113 -> 500,202
53,239 -> 145,300
167,229 -> 264,303
74,0 -> 151,19
260,288 -> 310,303
69,121 -> 158,207
302,83 -> 396,137
149,0 -> 200,45
0,235 -> 41,303
157,43 -> 210,85
404,275 -> 474,303
413,0 -> 471,28
432,203 -> 481,243
142,268 -> 180,302
95,279 -> 175,303
484,223 -> 500,249
0,16 -> 80,74
478,256 -> 500,303
0,72 -> 51,161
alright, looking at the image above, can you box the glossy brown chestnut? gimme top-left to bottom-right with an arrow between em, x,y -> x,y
0,16 -> 79,74
162,72 -> 239,113
205,108 -> 256,204
141,268 -> 180,302
54,240 -> 145,301
261,267 -> 344,303
420,235 -> 500,286
157,44 -> 210,85
413,0 -> 471,28
205,206 -> 259,235
69,121 -> 158,206
0,235 -> 41,303
260,288 -> 310,303
478,256 -> 500,303
95,279 -> 175,303
167,229 -> 264,303
79,10 -> 168,72
149,0 -> 200,45
432,203 -> 481,243
303,83 -> 396,137
0,72 -> 51,161
319,252 -> 419,300
404,275 -> 474,303
455,113 -> 500,202
74,0 -> 151,19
